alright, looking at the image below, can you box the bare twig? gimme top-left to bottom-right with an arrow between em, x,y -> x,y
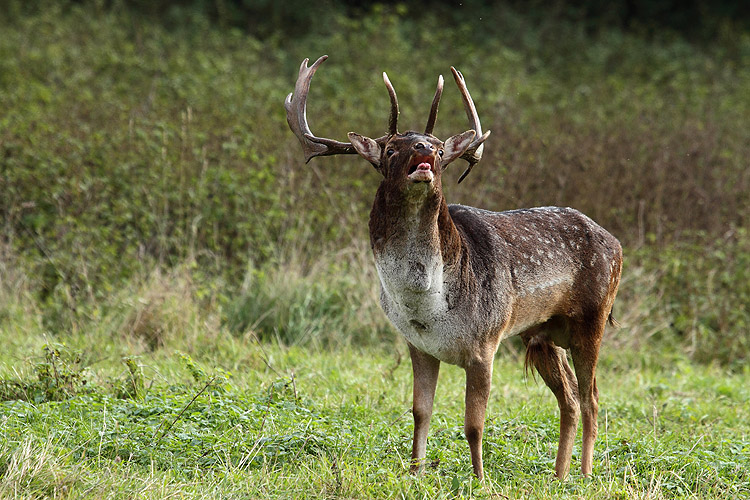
386,348 -> 402,379
258,383 -> 275,436
250,331 -> 283,378
154,376 -> 217,446
389,407 -> 412,427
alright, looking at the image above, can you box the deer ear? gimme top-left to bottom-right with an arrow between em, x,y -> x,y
348,132 -> 381,167
442,130 -> 476,166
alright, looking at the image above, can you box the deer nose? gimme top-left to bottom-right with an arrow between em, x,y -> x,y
414,142 -> 434,152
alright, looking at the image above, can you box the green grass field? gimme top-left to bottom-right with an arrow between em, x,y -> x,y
2,337 -> 749,498
1,1 -> 749,498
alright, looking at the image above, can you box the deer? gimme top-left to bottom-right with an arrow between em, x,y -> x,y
284,55 -> 622,480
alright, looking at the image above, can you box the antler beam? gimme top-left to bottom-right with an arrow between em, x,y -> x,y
383,72 -> 400,135
451,67 -> 491,183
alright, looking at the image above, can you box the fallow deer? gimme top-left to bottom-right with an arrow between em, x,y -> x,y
284,55 -> 622,480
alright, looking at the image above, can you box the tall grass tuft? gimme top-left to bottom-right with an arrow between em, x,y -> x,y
225,243 -> 394,347
112,264 -> 222,353
0,439 -> 80,498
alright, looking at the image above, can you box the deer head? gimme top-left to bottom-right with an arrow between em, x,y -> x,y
284,55 -> 491,186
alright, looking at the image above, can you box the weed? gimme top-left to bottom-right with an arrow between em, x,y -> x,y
0,343 -> 90,403
114,356 -> 144,400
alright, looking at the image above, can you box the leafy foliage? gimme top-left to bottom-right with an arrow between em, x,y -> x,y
0,0 -> 748,358
0,344 -> 90,403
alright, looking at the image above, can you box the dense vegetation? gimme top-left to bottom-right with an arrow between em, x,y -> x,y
1,1 -> 748,498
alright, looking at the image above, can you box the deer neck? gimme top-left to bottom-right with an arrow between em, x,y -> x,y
369,182 -> 463,288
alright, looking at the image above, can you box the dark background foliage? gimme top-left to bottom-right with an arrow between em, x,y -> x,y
1,0 -> 748,363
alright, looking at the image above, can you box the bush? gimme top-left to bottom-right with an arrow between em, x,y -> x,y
0,344 -> 90,403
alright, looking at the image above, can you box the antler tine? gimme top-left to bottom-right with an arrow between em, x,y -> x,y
450,67 -> 491,184
424,74 -> 444,135
382,72 -> 399,135
284,55 -> 356,163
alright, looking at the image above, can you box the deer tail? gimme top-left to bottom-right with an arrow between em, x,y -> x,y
607,306 -> 620,328
524,335 -> 555,380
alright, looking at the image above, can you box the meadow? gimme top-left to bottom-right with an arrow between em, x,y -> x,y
1,2 -> 749,498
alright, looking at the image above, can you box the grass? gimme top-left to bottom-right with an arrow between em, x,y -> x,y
1,338 -> 749,499
1,251 -> 749,498
1,241 -> 748,498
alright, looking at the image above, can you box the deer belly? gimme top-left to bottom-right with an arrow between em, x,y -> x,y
379,287 -> 464,365
374,255 -> 466,363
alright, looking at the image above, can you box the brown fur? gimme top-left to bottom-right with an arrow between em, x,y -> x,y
524,334 -> 554,379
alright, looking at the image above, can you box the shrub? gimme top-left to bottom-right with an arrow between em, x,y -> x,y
0,2 -> 747,363
616,229 -> 750,368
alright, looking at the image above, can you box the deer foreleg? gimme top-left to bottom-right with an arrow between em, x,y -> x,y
408,344 -> 440,474
464,360 -> 493,479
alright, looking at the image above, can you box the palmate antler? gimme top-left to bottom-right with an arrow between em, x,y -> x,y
283,55 -> 358,162
284,55 -> 489,181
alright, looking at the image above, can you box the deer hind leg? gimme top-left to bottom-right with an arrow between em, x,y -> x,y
407,343 -> 441,474
569,316 -> 606,476
522,328 -> 580,479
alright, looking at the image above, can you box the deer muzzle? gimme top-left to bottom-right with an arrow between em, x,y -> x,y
407,155 -> 435,183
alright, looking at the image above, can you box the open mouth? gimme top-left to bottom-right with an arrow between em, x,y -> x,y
407,155 -> 435,182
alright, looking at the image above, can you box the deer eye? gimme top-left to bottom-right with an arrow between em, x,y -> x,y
387,148 -> 395,156
438,149 -> 444,157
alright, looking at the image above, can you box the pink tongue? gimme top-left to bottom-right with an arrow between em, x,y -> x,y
417,162 -> 431,171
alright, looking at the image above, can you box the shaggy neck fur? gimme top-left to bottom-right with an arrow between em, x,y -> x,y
369,178 -> 462,268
